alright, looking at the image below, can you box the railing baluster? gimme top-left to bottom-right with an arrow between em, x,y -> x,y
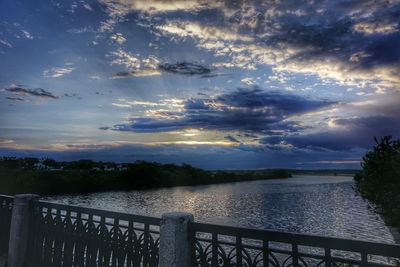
143,223 -> 150,267
212,232 -> 218,266
324,247 -> 331,267
43,208 -> 53,267
361,251 -> 368,265
126,220 -> 134,267
236,237 -> 242,266
111,217 -> 119,267
292,242 -> 299,267
52,209 -> 63,266
63,210 -> 73,267
263,240 -> 269,267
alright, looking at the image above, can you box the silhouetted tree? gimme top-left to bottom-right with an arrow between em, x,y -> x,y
355,136 -> 400,226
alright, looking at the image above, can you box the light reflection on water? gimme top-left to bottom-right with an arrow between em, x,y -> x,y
44,175 -> 395,243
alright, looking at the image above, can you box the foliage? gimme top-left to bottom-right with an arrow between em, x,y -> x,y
0,158 -> 291,195
355,136 -> 400,226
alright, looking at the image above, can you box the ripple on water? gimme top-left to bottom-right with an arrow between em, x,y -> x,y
44,175 -> 395,244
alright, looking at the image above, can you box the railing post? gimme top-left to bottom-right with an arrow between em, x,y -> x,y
159,212 -> 194,267
7,194 -> 39,267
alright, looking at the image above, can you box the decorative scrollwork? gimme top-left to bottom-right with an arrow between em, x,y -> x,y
28,202 -> 160,267
191,222 -> 400,267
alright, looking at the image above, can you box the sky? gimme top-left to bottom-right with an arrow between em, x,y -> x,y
0,0 -> 399,169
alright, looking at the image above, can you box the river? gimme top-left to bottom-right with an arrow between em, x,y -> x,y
44,175 -> 396,244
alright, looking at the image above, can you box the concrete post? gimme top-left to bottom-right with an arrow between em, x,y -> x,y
8,194 -> 39,267
159,212 -> 194,267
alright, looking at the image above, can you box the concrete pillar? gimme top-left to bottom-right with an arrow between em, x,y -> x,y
8,194 -> 39,267
159,212 -> 194,267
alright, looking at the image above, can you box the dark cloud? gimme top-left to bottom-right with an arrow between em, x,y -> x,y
261,0 -> 400,86
110,88 -> 335,133
113,62 -> 214,78
99,126 -> 111,130
200,73 -> 229,78
263,116 -> 400,151
114,71 -> 137,78
224,135 -> 240,143
150,0 -> 400,88
6,96 -> 27,102
158,62 -> 211,75
184,98 -> 210,110
5,85 -> 58,99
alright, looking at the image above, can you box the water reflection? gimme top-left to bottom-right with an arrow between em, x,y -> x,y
44,175 -> 395,243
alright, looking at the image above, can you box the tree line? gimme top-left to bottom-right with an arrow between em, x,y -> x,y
355,136 -> 400,228
0,158 -> 291,195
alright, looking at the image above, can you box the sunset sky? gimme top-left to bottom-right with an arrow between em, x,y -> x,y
0,0 -> 399,169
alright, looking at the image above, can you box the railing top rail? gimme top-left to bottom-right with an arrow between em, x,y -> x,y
0,194 -> 14,200
33,200 -> 161,226
191,221 -> 400,258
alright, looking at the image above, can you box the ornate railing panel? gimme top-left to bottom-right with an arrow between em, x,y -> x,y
28,201 -> 160,267
191,222 -> 400,267
0,195 -> 13,260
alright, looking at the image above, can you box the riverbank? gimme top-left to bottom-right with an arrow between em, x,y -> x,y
0,158 -> 291,195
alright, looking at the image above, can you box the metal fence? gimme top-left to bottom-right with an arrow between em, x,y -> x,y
27,201 -> 160,267
0,195 -> 13,260
191,222 -> 400,267
1,195 -> 400,267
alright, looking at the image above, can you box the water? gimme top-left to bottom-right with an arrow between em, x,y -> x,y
44,175 -> 396,244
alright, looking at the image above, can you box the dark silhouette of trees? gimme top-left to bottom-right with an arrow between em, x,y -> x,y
355,136 -> 400,226
0,158 -> 291,195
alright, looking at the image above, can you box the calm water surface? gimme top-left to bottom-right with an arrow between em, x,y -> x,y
45,175 -> 396,244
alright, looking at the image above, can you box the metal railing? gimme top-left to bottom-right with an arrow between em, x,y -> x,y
1,194 -> 400,267
0,195 -> 13,260
191,222 -> 400,267
28,201 -> 160,267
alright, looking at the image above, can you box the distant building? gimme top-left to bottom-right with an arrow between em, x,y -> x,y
33,160 -> 63,171
117,164 -> 128,171
33,162 -> 46,169
104,165 -> 115,171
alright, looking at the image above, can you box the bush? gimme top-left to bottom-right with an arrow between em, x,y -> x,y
355,136 -> 400,226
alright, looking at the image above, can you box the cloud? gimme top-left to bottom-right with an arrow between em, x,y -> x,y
98,0 -> 400,89
241,77 -> 258,86
354,21 -> 399,35
111,98 -> 185,109
112,62 -> 212,78
155,20 -> 254,42
0,138 -> 14,145
114,69 -> 162,78
110,48 -> 214,77
99,0 -> 223,16
0,39 -> 12,48
159,62 -> 211,75
261,90 -> 400,151
263,113 -> 400,151
110,33 -> 126,44
6,97 -> 27,102
0,140 -> 364,169
43,65 -> 75,78
4,85 -> 58,99
109,88 -> 335,133
224,135 -> 240,143
148,0 -> 400,90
